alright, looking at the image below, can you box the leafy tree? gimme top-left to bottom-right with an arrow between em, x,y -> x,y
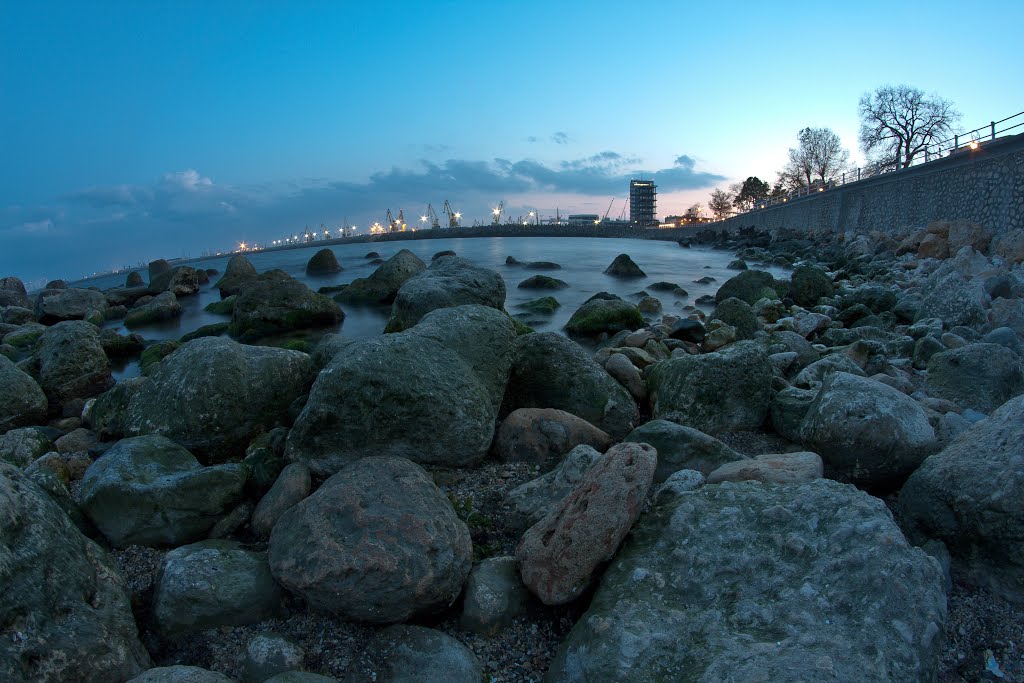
732,176 -> 770,210
859,85 -> 960,167
782,127 -> 850,189
684,203 -> 703,220
709,188 -> 733,220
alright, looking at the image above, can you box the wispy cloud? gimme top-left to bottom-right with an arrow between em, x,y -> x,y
551,131 -> 569,144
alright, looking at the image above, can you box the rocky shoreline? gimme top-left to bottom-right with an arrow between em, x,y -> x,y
2,218 -> 1023,682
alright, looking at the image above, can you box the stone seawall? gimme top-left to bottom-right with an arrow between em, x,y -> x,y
655,132 -> 1024,242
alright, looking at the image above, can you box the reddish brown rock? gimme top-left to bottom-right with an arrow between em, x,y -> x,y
492,408 -> 612,470
516,442 -> 656,605
706,451 -> 823,485
917,233 -> 949,259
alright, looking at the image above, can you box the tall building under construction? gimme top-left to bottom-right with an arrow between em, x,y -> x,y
629,179 -> 657,226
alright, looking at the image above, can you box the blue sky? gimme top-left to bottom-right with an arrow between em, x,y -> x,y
2,0 -> 1022,285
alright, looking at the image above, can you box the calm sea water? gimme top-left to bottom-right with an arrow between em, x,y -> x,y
83,237 -> 787,378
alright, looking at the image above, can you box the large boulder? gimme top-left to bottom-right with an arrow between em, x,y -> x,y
709,297 -> 759,340
492,408 -> 612,470
0,355 -> 47,434
547,479 -> 946,682
129,666 -> 233,683
285,333 -> 495,474
38,320 -> 113,407
646,340 -> 772,434
230,272 -> 343,342
34,287 -> 108,324
124,291 -> 183,328
0,276 -> 30,308
88,377 -> 148,440
125,337 -> 315,463
789,264 -> 833,306
215,254 -> 259,298
603,254 -> 646,278
149,266 -> 200,297
344,625 -> 482,683
384,256 -> 505,332
0,427 -> 53,468
251,463 -> 311,538
926,342 -> 1024,412
623,419 -> 745,481
305,248 -> 342,275
334,248 -> 426,305
80,435 -> 247,547
714,269 -> 777,304
404,304 -> 517,413
899,395 -> 1024,604
500,332 -> 639,438
564,296 -> 644,337
914,271 -> 989,329
799,372 -> 937,489
153,540 -> 283,637
268,456 -> 471,623
0,462 -> 151,681
517,442 -> 656,605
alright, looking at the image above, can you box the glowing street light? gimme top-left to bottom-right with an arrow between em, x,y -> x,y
454,212 -> 461,220
420,215 -> 428,223
492,208 -> 500,215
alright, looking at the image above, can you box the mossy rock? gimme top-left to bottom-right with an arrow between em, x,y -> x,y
714,270 -> 778,305
565,297 -> 644,336
516,297 -> 560,314
205,296 -> 236,315
180,322 -> 231,344
517,275 -> 569,290
140,340 -> 181,375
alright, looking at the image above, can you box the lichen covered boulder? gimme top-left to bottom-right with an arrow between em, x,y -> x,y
385,256 -> 505,332
38,320 -> 114,408
334,248 -> 426,305
547,479 -> 946,682
305,248 -> 342,275
230,272 -> 343,342
565,296 -> 644,337
0,355 -> 47,434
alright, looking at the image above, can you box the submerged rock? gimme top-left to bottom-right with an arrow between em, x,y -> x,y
230,272 -> 343,342
565,296 -> 644,337
334,249 -> 426,305
305,248 -> 342,275
603,254 -> 646,278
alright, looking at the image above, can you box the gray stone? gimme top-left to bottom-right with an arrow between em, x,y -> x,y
0,354 -> 47,434
230,272 -> 343,342
792,354 -> 866,388
604,352 -> 646,402
901,395 -> 1024,604
128,666 -> 233,683
492,408 -> 611,471
385,256 -> 505,332
504,444 -> 602,532
647,340 -> 772,434
334,248 -> 425,304
153,540 -> 283,637
242,634 -> 305,683
714,269 -> 777,305
603,253 -> 646,278
252,463 -> 311,538
706,451 -> 823,484
459,556 -> 528,635
80,435 -> 247,547
268,456 -> 471,623
0,276 -> 30,308
125,291 -> 183,328
982,326 -> 1022,355
799,372 -> 937,489
565,297 -> 644,337
710,297 -> 759,339
501,332 -> 639,438
0,427 -> 53,468
306,248 -> 342,275
789,264 -> 832,306
770,386 -> 817,442
264,674 -> 335,683
547,479 -> 946,682
404,304 -> 517,413
125,337 -> 315,463
915,271 -> 989,329
343,625 -> 481,683
215,254 -> 259,298
517,442 -> 656,605
34,287 -> 108,324
653,469 -> 705,503
38,320 -> 114,408
623,419 -> 745,482
88,377 -> 149,440
285,333 -> 495,474
1,462 -> 151,682
149,266 -> 200,297
926,342 -> 1024,412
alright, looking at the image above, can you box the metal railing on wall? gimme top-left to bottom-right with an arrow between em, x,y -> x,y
739,110 -> 1024,213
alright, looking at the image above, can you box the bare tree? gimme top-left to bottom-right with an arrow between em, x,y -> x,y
859,85 -> 960,167
781,127 -> 849,189
708,188 -> 733,220
684,203 -> 703,221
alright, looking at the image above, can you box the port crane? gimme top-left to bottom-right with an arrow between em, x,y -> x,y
421,204 -> 441,230
491,201 -> 504,226
602,199 -> 615,222
442,200 -> 460,228
618,198 -> 629,221
386,209 -> 400,233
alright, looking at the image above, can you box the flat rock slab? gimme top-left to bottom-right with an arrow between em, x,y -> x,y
706,451 -> 823,484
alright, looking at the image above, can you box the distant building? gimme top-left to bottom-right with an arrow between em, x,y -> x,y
567,214 -> 600,226
630,179 -> 657,226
